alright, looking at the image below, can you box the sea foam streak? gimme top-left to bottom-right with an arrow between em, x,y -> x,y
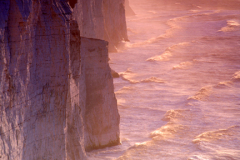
147,51 -> 172,62
150,123 -> 187,140
141,77 -> 164,83
193,126 -> 240,143
188,86 -> 212,101
219,19 -> 240,32
162,109 -> 190,122
119,68 -> 139,84
122,15 -> 187,50
173,61 -> 193,70
120,69 -> 164,84
95,1 -> 240,159
147,42 -> 190,62
213,81 -> 232,89
232,71 -> 240,81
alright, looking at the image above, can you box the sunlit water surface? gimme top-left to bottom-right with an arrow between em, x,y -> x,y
88,0 -> 240,159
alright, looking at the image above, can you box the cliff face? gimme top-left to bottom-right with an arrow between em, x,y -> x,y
0,0 -> 122,159
125,0 -> 135,16
73,0 -> 128,52
0,0 -> 86,159
81,37 -> 120,151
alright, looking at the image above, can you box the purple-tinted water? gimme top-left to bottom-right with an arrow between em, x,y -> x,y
88,0 -> 240,159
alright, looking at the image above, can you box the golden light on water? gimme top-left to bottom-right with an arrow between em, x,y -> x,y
90,0 -> 240,159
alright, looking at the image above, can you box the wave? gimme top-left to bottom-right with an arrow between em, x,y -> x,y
146,51 -> 172,62
190,10 -> 202,13
188,10 -> 221,20
193,126 -> 240,143
173,61 -> 193,70
232,71 -> 240,81
219,19 -> 240,32
141,77 -> 164,83
122,15 -> 187,50
120,75 -> 139,84
125,34 -> 170,49
115,87 -> 136,97
188,86 -> 212,101
119,68 -> 139,84
162,109 -> 190,122
166,17 -> 183,30
151,109 -> 191,139
119,69 -> 165,84
121,75 -> 165,84
116,86 -> 135,93
147,42 -> 190,62
213,81 -> 232,89
132,141 -> 150,148
150,123 -> 187,140
117,99 -> 126,106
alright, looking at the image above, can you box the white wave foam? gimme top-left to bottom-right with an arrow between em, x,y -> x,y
120,76 -> 139,84
116,98 -> 126,105
173,61 -> 193,70
150,123 -> 186,140
214,81 -> 232,88
232,71 -> 240,81
141,77 -> 164,83
147,42 -> 190,62
162,109 -> 190,122
219,19 -> 240,32
188,86 -> 212,101
123,16 -> 186,50
147,51 -> 172,62
119,68 -> 139,84
129,34 -> 170,48
133,141 -> 149,147
190,10 -> 201,13
116,86 -> 135,95
193,126 -> 240,143
119,68 -> 164,84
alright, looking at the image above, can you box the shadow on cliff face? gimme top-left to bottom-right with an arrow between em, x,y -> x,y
0,0 -> 122,159
68,0 -> 77,8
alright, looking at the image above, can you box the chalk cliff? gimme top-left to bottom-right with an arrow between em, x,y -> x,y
81,37 -> 120,151
125,0 -> 135,16
0,0 -> 123,159
73,0 -> 129,52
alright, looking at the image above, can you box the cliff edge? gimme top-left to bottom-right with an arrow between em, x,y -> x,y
73,0 -> 129,52
0,0 -> 124,159
125,0 -> 135,16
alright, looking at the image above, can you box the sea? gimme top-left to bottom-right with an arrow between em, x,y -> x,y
88,0 -> 240,159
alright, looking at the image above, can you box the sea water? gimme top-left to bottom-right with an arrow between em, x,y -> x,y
88,0 -> 240,159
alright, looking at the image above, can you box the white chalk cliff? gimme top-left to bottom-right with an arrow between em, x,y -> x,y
0,0 -> 125,159
125,0 -> 135,16
73,0 -> 129,52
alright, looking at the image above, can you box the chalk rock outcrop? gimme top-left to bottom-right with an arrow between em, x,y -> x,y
73,0 -> 129,52
81,37 -> 120,151
0,0 -> 122,159
125,0 -> 135,16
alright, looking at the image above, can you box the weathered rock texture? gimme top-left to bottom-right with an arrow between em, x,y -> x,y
0,0 -> 86,159
81,37 -> 120,151
73,0 -> 129,52
0,0 -> 122,159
